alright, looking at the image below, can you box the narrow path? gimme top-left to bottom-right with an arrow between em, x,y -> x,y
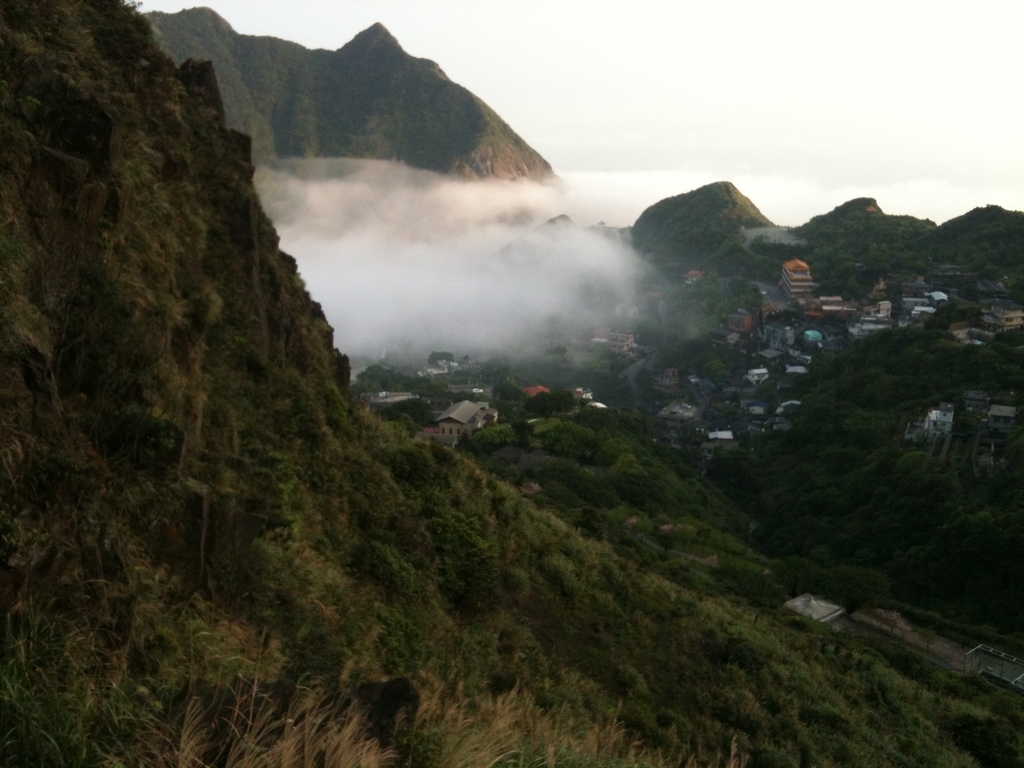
623,354 -> 653,409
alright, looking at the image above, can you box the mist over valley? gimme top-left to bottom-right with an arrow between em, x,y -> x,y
257,159 -> 642,360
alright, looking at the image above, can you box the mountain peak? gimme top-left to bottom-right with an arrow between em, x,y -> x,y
155,6 -> 236,33
347,22 -> 403,53
831,197 -> 884,217
709,180 -> 742,195
542,214 -> 575,229
150,11 -> 552,178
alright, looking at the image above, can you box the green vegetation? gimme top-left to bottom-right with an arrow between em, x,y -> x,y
631,182 -> 773,274
708,327 -> 1024,633
1,2 -> 1024,767
745,198 -> 1024,300
771,197 -> 937,297
148,9 -> 553,178
912,206 -> 1024,301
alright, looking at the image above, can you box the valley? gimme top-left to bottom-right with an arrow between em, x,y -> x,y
0,2 -> 1023,767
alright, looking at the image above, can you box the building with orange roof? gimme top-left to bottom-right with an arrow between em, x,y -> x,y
522,385 -> 551,397
782,259 -> 817,299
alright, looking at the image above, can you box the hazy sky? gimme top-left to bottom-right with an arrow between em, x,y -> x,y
140,0 -> 1024,226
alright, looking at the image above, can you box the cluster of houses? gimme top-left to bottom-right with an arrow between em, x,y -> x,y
654,364 -> 803,457
904,391 -> 1019,473
414,355 -> 479,379
590,329 -> 637,355
705,261 -> 1024,372
359,384 -> 498,447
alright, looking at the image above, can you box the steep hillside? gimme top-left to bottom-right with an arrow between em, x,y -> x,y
631,182 -> 773,274
2,3 -> 1024,767
147,8 -> 554,179
710,325 -> 1024,632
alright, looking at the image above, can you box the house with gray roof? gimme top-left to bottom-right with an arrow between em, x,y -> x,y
434,400 -> 498,441
988,405 -> 1017,433
983,299 -> 1024,332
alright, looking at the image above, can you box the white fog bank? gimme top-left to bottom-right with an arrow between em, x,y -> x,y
256,160 -> 641,359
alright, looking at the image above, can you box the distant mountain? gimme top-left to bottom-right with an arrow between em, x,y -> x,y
631,182 -> 773,271
148,8 -> 554,179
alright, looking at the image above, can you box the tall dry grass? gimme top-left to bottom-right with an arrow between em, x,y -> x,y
409,682 -> 747,768
148,686 -> 396,768
146,678 -> 746,768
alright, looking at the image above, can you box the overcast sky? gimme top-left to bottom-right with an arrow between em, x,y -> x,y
140,0 -> 1024,226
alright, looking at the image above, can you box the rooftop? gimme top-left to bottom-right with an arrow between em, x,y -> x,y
989,299 -> 1024,311
784,593 -> 845,623
436,400 -> 486,424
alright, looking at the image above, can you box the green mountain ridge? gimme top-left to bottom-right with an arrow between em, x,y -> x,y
148,7 -> 554,179
752,197 -> 1024,297
794,197 -> 937,254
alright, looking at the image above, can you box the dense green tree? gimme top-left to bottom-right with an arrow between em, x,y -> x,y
470,423 -> 516,451
524,389 -> 577,417
380,398 -> 435,428
492,381 -> 526,402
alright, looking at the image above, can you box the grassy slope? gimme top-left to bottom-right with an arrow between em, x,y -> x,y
148,9 -> 553,179
0,3 -> 1023,767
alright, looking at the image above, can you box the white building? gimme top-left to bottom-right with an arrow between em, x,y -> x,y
924,403 -> 955,438
746,368 -> 770,386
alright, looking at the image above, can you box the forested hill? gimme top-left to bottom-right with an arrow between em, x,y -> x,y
914,205 -> 1024,275
631,181 -> 774,274
148,7 -> 554,179
710,325 -> 1024,632
794,198 -> 937,258
3,2 -> 1024,766
766,198 -> 938,295
739,197 -> 1024,298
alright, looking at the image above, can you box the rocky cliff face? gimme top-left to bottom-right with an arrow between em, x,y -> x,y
148,10 -> 554,180
0,0 -> 349,618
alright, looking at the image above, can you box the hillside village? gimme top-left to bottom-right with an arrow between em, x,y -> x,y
645,243 -> 1024,466
349,231 -> 1024,477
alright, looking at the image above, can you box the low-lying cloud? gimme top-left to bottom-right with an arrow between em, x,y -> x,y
257,160 -> 641,360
